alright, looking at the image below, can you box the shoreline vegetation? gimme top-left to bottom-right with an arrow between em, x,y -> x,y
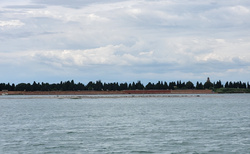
1,78 -> 250,95
214,88 -> 250,93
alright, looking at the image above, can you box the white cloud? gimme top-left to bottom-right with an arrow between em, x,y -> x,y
139,51 -> 154,56
31,44 -> 159,68
230,5 -> 250,14
0,20 -> 25,27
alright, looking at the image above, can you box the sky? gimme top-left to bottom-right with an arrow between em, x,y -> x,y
1,0 -> 250,84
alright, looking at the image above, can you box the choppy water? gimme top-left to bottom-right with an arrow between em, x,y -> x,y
0,94 -> 250,154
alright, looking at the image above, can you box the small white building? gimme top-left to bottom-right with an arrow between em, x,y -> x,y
1,90 -> 8,95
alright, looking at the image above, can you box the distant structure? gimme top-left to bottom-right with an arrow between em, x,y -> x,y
1,90 -> 8,95
207,77 -> 210,83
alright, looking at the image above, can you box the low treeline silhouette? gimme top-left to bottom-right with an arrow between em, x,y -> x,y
0,80 -> 250,91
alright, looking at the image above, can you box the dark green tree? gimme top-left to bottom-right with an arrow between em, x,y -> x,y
94,80 -> 103,91
196,82 -> 203,89
135,81 -> 144,90
214,80 -> 223,88
86,81 -> 94,90
163,82 -> 169,89
169,82 -> 176,90
186,81 -> 194,89
145,82 -> 153,89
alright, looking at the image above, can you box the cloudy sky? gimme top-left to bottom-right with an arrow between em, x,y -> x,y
1,0 -> 250,84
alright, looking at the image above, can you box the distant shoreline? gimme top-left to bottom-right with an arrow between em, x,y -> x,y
1,90 -> 214,95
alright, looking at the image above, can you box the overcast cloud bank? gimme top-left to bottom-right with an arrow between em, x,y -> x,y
1,0 -> 250,83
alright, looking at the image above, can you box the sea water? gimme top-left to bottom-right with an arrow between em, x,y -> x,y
0,94 -> 250,154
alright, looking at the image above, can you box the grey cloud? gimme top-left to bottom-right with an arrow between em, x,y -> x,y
0,31 -> 35,39
4,5 -> 47,9
1,0 -> 250,83
31,0 -> 127,8
190,59 -> 250,74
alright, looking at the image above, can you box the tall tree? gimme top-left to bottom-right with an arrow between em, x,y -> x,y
186,81 -> 194,89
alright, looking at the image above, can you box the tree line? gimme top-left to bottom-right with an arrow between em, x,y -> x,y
0,79 -> 250,91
